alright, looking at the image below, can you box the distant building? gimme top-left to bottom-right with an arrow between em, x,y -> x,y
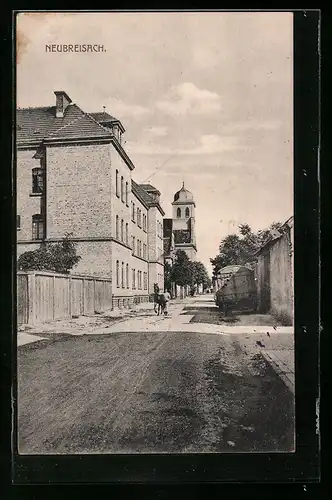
163,182 -> 197,262
16,90 -> 164,308
255,216 -> 294,325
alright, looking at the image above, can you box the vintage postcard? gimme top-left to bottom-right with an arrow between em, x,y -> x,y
16,10 -> 296,457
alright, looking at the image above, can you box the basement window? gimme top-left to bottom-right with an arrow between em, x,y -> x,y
17,215 -> 21,230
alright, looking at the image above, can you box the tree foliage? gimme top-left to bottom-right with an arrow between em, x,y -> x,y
164,261 -> 173,292
18,233 -> 81,274
170,250 -> 193,287
169,250 -> 211,289
210,222 -> 283,277
190,261 -> 212,289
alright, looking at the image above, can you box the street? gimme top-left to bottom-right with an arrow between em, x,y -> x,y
17,296 -> 295,454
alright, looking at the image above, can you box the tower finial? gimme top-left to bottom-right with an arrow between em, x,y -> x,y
103,105 -> 106,114
182,181 -> 185,189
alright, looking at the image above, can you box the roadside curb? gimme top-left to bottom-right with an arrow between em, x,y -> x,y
261,350 -> 295,394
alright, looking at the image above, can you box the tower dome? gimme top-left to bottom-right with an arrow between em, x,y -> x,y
173,182 -> 194,203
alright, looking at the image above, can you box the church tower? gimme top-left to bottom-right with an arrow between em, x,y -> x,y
171,182 -> 197,261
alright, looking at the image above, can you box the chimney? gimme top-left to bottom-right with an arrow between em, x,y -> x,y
54,91 -> 72,118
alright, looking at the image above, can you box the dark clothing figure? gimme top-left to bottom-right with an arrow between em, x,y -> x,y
153,283 -> 160,312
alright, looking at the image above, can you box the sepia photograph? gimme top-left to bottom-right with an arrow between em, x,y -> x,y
16,11 -> 295,455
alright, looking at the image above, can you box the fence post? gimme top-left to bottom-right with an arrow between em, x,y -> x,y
27,273 -> 36,325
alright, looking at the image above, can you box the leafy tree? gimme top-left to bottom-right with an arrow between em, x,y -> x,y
190,261 -> 212,289
164,261 -> 173,292
210,221 -> 283,277
18,233 -> 81,274
170,250 -> 193,287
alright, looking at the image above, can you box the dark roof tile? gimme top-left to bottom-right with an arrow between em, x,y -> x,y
17,104 -> 112,144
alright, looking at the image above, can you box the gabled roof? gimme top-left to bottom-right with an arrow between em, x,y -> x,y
131,179 -> 154,207
16,104 -> 112,144
89,111 -> 118,122
89,112 -> 125,132
139,183 -> 158,192
131,180 -> 165,215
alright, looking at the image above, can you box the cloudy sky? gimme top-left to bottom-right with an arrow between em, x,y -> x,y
17,11 -> 293,274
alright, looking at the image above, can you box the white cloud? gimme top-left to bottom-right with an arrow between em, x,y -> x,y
144,126 -> 168,137
156,82 -> 222,116
126,134 -> 239,157
105,97 -> 151,119
222,120 -> 283,133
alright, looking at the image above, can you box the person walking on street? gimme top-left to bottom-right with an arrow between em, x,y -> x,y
153,283 -> 160,313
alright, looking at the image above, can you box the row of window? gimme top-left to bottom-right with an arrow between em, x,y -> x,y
116,170 -> 129,205
115,216 -> 129,245
131,202 -> 147,231
116,261 -> 130,289
132,236 -> 147,259
132,269 -> 148,290
177,207 -> 190,218
115,261 -> 147,290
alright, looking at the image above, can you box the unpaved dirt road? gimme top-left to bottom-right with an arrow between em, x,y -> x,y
18,329 -> 294,454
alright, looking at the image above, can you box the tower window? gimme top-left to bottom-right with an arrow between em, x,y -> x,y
125,181 -> 129,206
177,207 -> 181,218
185,207 -> 190,217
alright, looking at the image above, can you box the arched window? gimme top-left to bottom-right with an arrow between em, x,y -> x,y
177,207 -> 181,218
185,207 -> 190,218
121,262 -> 124,288
126,264 -> 129,288
125,223 -> 128,245
125,181 -> 128,206
121,219 -> 124,241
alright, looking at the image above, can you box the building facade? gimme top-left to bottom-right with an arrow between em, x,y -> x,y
255,216 -> 294,325
16,90 -> 164,308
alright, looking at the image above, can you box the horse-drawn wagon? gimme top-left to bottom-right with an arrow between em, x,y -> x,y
214,265 -> 257,315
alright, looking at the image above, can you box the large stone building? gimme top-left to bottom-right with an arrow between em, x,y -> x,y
16,90 -> 164,308
163,183 -> 197,262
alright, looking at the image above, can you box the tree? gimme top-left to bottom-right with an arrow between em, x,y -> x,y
210,221 -> 283,276
164,261 -> 173,292
18,233 -> 81,274
190,261 -> 212,289
170,250 -> 193,287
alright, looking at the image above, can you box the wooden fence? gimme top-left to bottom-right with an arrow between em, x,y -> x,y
17,271 -> 113,325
